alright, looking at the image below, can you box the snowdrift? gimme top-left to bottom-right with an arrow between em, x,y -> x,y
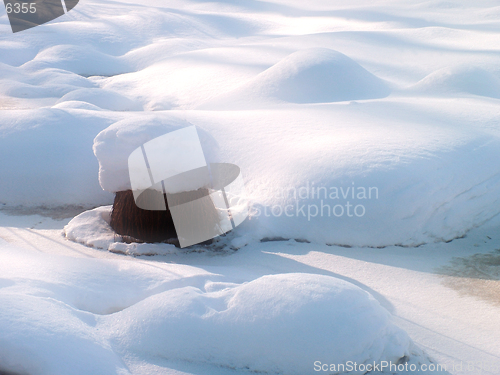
203,48 -> 391,108
90,109 -> 500,247
0,242 -> 415,375
56,88 -> 142,111
409,66 -> 500,98
1,0 -> 499,249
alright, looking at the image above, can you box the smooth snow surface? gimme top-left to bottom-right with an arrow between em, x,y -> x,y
0,233 -> 425,375
1,0 -> 498,246
4,212 -> 500,374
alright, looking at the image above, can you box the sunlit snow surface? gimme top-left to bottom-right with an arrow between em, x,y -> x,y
1,0 -> 500,374
1,0 -> 499,246
0,238 -> 417,375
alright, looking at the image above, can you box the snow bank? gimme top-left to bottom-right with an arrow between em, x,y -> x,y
22,45 -> 131,77
0,67 -> 95,99
109,273 -> 412,375
0,108 -> 115,207
409,66 -> 500,98
0,241 -> 417,374
203,48 -> 391,108
0,240 -> 217,375
1,0 -> 498,247
56,88 -> 142,111
0,293 -> 131,375
88,104 -> 500,247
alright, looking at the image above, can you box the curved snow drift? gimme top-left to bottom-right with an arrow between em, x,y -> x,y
203,48 -> 391,108
410,66 -> 500,98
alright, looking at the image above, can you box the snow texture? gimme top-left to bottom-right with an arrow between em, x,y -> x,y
0,240 -> 419,375
0,0 -> 497,246
1,0 -> 500,373
203,48 -> 391,108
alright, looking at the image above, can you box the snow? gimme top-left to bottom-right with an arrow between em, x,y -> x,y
93,116 -> 220,194
1,0 -> 496,245
0,234 -> 427,375
202,48 -> 391,108
1,0 -> 500,373
91,106 -> 500,247
56,88 -> 142,111
64,205 -> 117,249
408,65 -> 500,98
109,273 -> 415,375
4,211 -> 500,374
0,234 -> 216,375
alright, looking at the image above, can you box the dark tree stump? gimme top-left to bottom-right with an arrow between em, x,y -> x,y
109,188 -> 223,246
110,190 -> 178,243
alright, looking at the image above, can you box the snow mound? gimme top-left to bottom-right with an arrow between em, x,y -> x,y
107,273 -> 412,375
0,68 -> 95,99
56,88 -> 142,111
87,105 -> 500,248
0,108 -> 114,207
52,100 -> 104,111
93,116 -> 220,193
22,45 -> 130,77
64,205 -> 116,249
0,241 -> 426,375
203,48 -> 391,108
0,241 -> 216,375
0,292 -> 131,375
409,66 -> 500,98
